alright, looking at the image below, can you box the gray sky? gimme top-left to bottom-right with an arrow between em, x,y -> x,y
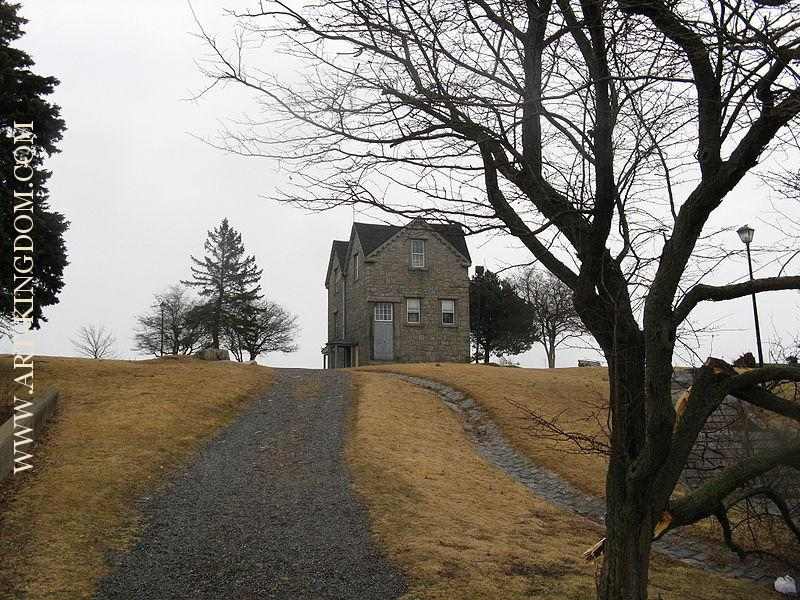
2,0 -> 797,368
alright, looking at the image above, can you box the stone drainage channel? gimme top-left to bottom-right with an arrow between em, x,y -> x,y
391,374 -> 784,586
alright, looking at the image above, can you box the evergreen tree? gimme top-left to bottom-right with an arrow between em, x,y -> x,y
469,268 -> 538,363
0,1 -> 68,334
183,219 -> 262,348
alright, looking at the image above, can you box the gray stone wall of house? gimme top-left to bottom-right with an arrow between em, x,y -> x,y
361,223 -> 470,364
325,221 -> 471,367
345,235 -> 369,365
327,261 -> 338,342
326,251 -> 349,368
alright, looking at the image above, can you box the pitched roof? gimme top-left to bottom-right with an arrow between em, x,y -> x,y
430,223 -> 471,261
353,221 -> 470,261
332,240 -> 349,267
352,222 -> 401,256
325,240 -> 350,287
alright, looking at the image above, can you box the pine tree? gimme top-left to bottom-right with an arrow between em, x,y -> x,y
182,219 -> 262,348
0,1 -> 69,334
469,268 -> 538,363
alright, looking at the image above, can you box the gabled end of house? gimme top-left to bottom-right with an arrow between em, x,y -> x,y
323,219 -> 471,368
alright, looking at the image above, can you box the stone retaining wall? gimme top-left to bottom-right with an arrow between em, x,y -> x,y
0,389 -> 59,483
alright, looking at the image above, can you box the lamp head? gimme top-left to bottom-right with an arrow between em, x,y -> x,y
737,224 -> 754,245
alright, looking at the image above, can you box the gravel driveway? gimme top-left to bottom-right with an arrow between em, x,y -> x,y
95,369 -> 407,600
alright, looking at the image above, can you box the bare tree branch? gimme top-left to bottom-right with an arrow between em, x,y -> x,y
674,275 -> 800,325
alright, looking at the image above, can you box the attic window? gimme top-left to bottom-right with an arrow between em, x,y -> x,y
410,239 -> 425,268
353,253 -> 359,280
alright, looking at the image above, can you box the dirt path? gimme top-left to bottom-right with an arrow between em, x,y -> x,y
94,369 -> 406,600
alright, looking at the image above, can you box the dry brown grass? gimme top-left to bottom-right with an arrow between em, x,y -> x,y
348,372 -> 774,600
0,355 -> 272,600
358,364 -> 800,557
358,363 -> 610,497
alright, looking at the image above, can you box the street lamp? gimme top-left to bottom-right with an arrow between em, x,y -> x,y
159,301 -> 166,357
737,224 -> 764,367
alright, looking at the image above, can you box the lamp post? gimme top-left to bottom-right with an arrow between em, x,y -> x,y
737,224 -> 764,367
159,301 -> 166,357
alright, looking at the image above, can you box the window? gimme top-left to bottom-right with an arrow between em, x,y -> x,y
374,302 -> 393,322
333,310 -> 339,338
333,267 -> 340,293
410,239 -> 426,268
353,253 -> 359,280
441,299 -> 455,325
406,298 -> 421,323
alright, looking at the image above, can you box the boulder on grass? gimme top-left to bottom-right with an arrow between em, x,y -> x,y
578,359 -> 601,367
195,348 -> 230,361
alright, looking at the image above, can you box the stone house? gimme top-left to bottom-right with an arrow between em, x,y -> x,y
323,219 -> 471,368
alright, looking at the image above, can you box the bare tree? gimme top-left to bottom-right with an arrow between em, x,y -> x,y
514,267 -> 585,367
133,284 -> 210,357
767,168 -> 800,202
764,169 -> 800,275
770,309 -> 800,363
224,299 -> 299,362
197,2 -> 800,598
72,324 -> 115,359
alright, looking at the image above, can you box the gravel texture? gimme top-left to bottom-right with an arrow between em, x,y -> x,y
95,369 -> 407,600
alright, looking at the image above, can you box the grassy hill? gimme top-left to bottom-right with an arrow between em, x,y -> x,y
348,371 -> 776,600
0,356 -> 272,600
359,363 -> 610,497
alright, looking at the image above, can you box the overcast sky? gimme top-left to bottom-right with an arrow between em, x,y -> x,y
1,0 -> 797,369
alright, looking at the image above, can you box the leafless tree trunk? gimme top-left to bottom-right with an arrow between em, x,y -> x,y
546,335 -> 556,368
196,1 -> 800,597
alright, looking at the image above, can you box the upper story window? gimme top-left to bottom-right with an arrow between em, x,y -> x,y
410,239 -> 426,268
333,267 -> 339,293
353,253 -> 359,280
406,298 -> 421,323
441,299 -> 455,325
